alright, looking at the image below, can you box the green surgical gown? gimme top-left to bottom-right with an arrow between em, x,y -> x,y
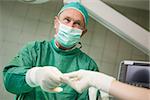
3,39 -> 99,100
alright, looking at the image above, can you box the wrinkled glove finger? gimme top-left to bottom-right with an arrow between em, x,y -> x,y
40,81 -> 63,93
60,75 -> 82,93
60,75 -> 76,87
62,71 -> 80,79
50,68 -> 64,82
44,79 -> 61,88
76,79 -> 89,93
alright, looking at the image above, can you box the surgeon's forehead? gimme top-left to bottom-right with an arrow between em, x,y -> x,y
59,9 -> 85,24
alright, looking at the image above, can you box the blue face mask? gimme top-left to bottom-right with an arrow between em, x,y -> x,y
55,21 -> 83,48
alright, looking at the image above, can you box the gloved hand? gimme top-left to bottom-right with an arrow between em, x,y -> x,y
26,66 -> 63,92
61,70 -> 115,93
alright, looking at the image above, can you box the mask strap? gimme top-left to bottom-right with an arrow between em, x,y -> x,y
78,42 -> 82,49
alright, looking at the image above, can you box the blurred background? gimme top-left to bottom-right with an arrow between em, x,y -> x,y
0,0 -> 149,99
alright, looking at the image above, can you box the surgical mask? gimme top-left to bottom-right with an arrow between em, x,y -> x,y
55,21 -> 82,48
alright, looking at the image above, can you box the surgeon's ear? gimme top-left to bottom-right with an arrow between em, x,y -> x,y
54,16 -> 59,29
81,28 -> 87,37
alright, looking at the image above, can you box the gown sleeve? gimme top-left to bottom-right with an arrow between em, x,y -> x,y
3,42 -> 37,94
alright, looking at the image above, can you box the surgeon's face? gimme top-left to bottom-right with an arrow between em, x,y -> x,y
54,8 -> 87,36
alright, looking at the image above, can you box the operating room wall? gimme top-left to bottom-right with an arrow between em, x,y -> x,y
0,1 -> 149,99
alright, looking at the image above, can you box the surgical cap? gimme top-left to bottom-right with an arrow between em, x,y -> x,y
58,2 -> 89,26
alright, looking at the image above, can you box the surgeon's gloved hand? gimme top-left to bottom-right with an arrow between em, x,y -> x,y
61,70 -> 115,93
26,66 -> 63,93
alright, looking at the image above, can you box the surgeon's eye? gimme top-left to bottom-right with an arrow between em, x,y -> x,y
63,18 -> 71,24
74,22 -> 81,27
74,21 -> 84,29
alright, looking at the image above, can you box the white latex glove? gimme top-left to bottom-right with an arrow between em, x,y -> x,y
89,87 -> 98,100
61,70 -> 115,93
26,66 -> 63,92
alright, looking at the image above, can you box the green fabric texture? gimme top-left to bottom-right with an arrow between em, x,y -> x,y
58,2 -> 89,26
3,39 -> 99,100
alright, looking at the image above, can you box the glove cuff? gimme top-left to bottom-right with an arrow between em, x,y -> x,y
25,67 -> 41,87
93,73 -> 116,93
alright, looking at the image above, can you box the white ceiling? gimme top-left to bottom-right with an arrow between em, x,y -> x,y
102,0 -> 149,11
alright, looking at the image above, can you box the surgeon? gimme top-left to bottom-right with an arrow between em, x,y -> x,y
3,2 -> 99,100
61,70 -> 150,100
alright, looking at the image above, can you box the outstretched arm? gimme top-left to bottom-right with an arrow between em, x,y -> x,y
61,70 -> 150,100
110,80 -> 150,100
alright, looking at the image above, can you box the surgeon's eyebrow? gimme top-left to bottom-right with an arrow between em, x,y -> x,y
74,20 -> 82,25
71,18 -> 84,27
64,16 -> 83,23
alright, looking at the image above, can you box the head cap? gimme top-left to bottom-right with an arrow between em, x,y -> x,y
58,2 -> 89,26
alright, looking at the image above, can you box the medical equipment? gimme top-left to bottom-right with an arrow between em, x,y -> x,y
118,60 -> 150,89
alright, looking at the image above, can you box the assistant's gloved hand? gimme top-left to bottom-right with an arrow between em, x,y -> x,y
61,70 -> 115,93
26,66 -> 63,92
